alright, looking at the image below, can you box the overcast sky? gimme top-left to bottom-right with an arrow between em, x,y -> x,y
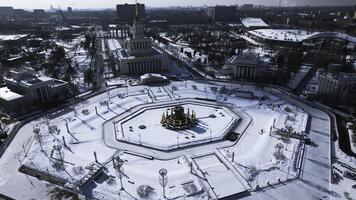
0,0 -> 355,9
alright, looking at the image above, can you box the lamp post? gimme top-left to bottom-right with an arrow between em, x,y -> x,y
159,168 -> 168,199
139,132 -> 142,146
113,156 -> 125,191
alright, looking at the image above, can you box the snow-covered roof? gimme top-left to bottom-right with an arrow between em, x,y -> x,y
0,87 -> 24,101
323,73 -> 356,82
306,32 -> 356,44
248,29 -> 317,42
0,34 -> 28,41
140,73 -> 167,81
240,18 -> 269,28
229,51 -> 268,67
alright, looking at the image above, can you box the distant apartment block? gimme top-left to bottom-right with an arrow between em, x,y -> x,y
207,6 -> 237,22
116,3 -> 146,23
0,6 -> 14,16
241,4 -> 254,9
33,9 -> 46,17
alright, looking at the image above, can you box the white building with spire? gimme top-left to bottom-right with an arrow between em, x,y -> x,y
115,3 -> 168,75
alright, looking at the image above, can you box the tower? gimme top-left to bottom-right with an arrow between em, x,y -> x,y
131,0 -> 145,39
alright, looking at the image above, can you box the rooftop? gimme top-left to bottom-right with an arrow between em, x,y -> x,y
0,87 -> 24,101
323,73 -> 356,82
0,34 -> 28,41
115,47 -> 163,60
248,29 -> 317,42
240,18 -> 269,28
229,51 -> 268,67
140,73 -> 167,80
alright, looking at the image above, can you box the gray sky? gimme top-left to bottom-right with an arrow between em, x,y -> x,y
0,0 -> 355,9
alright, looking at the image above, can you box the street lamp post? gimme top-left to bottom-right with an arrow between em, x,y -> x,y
113,156 -> 125,191
159,168 -> 168,199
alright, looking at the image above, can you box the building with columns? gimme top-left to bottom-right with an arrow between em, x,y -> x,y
115,6 -> 168,75
318,73 -> 356,105
227,51 -> 271,80
108,24 -> 130,39
0,68 -> 70,111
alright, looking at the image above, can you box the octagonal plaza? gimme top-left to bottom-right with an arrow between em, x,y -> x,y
113,99 -> 240,151
10,81 -> 329,200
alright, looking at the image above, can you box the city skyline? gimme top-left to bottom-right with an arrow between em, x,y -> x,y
0,0 -> 355,9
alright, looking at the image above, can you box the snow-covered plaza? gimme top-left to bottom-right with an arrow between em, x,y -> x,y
113,99 -> 239,150
0,80 -> 340,199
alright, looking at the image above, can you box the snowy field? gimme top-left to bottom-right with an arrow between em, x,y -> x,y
193,154 -> 249,198
85,153 -> 208,200
220,103 -> 307,188
0,80 -> 337,200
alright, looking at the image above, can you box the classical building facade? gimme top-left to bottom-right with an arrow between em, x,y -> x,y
318,73 -> 356,104
115,8 -> 168,75
227,51 -> 271,80
0,68 -> 70,111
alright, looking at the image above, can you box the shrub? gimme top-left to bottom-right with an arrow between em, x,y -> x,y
137,185 -> 154,198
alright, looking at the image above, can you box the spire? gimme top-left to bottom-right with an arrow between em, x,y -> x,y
135,0 -> 140,21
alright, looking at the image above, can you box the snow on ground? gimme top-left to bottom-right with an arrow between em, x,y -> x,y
332,141 -> 356,200
67,40 -> 92,93
180,46 -> 208,63
220,102 -> 306,188
242,47 -> 275,63
248,29 -> 317,42
347,124 -> 356,154
106,78 -> 126,86
87,153 -> 208,200
273,103 -> 308,134
0,117 -> 59,199
107,38 -> 122,51
117,102 -> 237,150
5,80 -> 327,199
193,154 -> 248,198
149,86 -> 172,101
21,86 -> 151,184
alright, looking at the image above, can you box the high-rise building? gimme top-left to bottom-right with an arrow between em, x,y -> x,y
33,9 -> 46,16
0,6 -> 14,16
67,7 -> 73,13
207,6 -> 237,22
241,4 -> 254,9
116,3 -> 145,24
